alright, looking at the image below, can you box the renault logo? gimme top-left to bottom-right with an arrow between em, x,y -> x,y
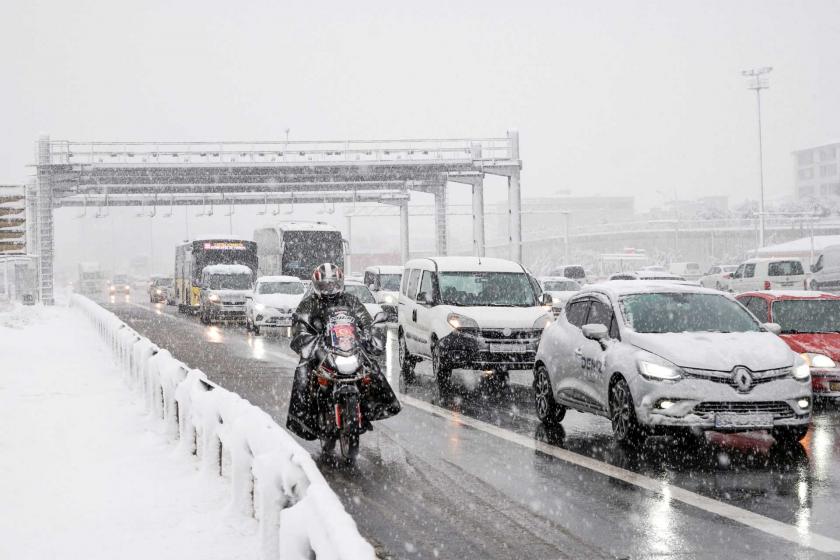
732,367 -> 753,392
502,328 -> 512,336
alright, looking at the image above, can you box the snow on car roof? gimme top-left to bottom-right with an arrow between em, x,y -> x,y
256,275 -> 302,283
407,256 -> 525,273
192,234 -> 250,242
365,265 -> 403,274
584,280 -> 723,298
739,290 -> 840,300
202,264 -> 253,275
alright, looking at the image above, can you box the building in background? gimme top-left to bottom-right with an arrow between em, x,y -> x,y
793,142 -> 840,199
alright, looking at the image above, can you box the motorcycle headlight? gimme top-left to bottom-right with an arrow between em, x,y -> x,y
447,312 -> 479,330
208,293 -> 220,303
801,352 -> 836,369
533,313 -> 553,330
254,303 -> 265,312
637,359 -> 682,381
792,356 -> 811,381
334,354 -> 360,374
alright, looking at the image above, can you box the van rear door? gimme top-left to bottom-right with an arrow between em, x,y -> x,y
768,260 -> 805,289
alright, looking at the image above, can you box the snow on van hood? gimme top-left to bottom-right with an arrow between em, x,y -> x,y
445,305 -> 549,328
626,331 -> 796,371
253,293 -> 303,310
208,289 -> 252,300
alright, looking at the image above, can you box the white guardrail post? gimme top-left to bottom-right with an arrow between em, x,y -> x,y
69,294 -> 375,560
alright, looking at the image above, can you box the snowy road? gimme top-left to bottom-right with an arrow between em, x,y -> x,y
0,305 -> 258,560
106,298 -> 840,559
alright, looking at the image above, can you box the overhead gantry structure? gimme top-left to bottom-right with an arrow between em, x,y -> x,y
30,132 -> 523,304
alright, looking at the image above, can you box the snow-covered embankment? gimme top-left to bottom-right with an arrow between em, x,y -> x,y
69,295 -> 375,560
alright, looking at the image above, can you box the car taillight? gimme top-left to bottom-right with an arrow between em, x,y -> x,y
763,280 -> 771,290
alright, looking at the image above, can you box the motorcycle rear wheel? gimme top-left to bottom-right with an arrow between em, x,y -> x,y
320,434 -> 337,454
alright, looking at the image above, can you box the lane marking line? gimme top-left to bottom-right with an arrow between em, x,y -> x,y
400,393 -> 840,554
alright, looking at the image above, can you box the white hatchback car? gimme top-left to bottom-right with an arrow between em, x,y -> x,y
245,276 -> 305,334
534,281 -> 812,445
699,265 -> 738,290
398,257 -> 553,392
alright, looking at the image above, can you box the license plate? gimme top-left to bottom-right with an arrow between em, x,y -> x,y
489,343 -> 527,353
780,282 -> 794,287
830,382 -> 840,391
714,412 -> 774,429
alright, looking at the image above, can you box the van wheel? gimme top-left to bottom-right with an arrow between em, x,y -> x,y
200,308 -> 210,325
609,377 -> 645,447
811,281 -> 820,292
533,364 -> 565,428
432,341 -> 453,396
398,330 -> 417,384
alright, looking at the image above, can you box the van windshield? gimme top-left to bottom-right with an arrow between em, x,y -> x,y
438,272 -> 537,307
206,274 -> 252,290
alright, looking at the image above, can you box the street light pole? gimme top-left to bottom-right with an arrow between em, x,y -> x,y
742,66 -> 772,248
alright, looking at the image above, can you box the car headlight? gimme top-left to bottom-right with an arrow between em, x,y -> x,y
533,313 -> 553,330
792,356 -> 811,381
155,289 -> 162,294
383,294 -> 397,304
254,303 -> 265,312
801,352 -> 836,369
208,293 -> 220,303
125,285 -> 131,291
447,312 -> 479,330
637,359 -> 682,381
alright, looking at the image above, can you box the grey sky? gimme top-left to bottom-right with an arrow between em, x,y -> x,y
2,0 -> 838,274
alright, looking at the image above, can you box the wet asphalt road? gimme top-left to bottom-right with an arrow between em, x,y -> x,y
103,296 -> 840,560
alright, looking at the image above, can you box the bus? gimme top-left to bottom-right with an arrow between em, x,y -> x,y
254,222 -> 345,281
174,236 -> 258,313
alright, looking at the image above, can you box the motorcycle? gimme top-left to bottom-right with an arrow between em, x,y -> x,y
294,310 -> 394,462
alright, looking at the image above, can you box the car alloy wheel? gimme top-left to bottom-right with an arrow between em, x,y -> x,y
610,378 -> 644,445
533,365 -> 565,427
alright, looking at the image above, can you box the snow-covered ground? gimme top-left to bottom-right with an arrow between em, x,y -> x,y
0,303 -> 258,560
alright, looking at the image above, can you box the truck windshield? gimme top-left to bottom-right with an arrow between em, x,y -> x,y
258,282 -> 304,295
378,274 -> 401,291
620,293 -> 760,333
206,274 -> 252,290
438,272 -> 537,307
772,300 -> 840,333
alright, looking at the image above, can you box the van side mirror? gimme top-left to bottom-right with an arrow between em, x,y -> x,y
540,293 -> 553,306
417,291 -> 434,306
810,264 -> 817,273
763,322 -> 782,335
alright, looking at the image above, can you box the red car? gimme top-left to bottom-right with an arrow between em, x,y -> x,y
736,291 -> 840,399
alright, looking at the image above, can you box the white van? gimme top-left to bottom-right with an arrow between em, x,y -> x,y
809,244 -> 840,292
668,262 -> 702,281
728,257 -> 807,293
397,257 -> 553,393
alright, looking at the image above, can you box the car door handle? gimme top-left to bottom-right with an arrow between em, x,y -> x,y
574,348 -> 583,357
412,309 -> 417,322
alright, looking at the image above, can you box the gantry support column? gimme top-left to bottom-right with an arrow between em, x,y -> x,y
507,130 -> 522,263
433,183 -> 447,255
400,200 -> 410,264
36,135 -> 54,305
448,172 -> 485,257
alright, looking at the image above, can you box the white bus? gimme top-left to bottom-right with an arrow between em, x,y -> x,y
254,222 -> 345,281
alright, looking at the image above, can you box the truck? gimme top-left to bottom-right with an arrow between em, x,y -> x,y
78,262 -> 107,298
254,222 -> 345,281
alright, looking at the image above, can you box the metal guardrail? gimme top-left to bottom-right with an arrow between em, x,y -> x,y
47,137 -> 516,166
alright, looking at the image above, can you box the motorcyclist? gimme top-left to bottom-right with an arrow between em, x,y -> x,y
286,263 -> 401,440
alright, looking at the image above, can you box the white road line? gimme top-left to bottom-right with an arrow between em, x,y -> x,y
400,393 -> 840,555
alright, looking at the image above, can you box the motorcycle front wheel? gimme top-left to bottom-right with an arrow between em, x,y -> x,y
339,430 -> 359,462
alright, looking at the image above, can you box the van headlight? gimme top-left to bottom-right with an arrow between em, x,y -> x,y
207,293 -> 220,303
533,313 -> 553,330
801,353 -> 836,369
447,312 -> 479,330
383,294 -> 397,304
792,356 -> 811,381
637,359 -> 682,381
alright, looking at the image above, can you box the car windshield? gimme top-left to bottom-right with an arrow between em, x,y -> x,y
620,293 -> 760,333
206,274 -> 252,290
768,261 -> 804,276
543,280 -> 580,291
345,284 -> 375,303
154,278 -> 173,287
258,281 -> 304,295
772,299 -> 840,333
378,274 -> 401,291
564,267 -> 585,279
438,272 -> 537,307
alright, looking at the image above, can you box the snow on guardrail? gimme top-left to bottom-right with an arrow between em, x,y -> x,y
70,294 -> 375,560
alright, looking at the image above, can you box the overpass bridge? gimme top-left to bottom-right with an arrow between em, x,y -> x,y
30,133 -> 522,304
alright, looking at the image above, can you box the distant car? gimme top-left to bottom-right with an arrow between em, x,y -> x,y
608,271 -> 686,282
736,290 -> 840,400
301,279 -> 384,321
699,265 -> 738,290
668,262 -> 702,282
363,265 -> 403,320
539,277 -> 581,315
809,244 -> 840,292
639,265 -> 667,273
149,277 -> 174,304
548,265 -> 588,285
109,274 -> 132,295
245,276 -> 305,334
729,258 -> 807,293
534,281 -> 812,445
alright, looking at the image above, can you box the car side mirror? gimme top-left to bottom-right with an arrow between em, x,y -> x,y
370,284 -> 380,292
763,322 -> 782,335
540,293 -> 553,306
582,323 -> 609,341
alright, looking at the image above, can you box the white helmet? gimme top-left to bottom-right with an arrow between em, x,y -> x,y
311,263 -> 344,297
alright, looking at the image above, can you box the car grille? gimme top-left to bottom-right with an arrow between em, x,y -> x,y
683,367 -> 790,391
471,328 -> 543,341
693,401 -> 795,419
222,300 -> 245,306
